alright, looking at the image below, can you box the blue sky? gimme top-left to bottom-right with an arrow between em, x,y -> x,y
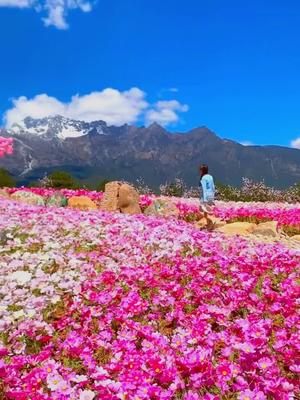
1,0 -> 300,147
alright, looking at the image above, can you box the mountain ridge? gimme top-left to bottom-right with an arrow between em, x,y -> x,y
1,115 -> 300,188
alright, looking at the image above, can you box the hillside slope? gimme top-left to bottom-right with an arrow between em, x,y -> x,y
1,115 -> 300,188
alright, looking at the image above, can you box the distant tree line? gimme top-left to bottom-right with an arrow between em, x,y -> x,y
159,177 -> 300,203
1,168 -> 300,203
0,169 -> 110,192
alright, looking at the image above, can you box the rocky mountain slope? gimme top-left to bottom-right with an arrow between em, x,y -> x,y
1,115 -> 300,188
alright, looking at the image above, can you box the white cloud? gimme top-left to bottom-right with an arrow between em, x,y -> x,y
0,0 -> 32,7
4,88 -> 189,129
145,100 -> 189,126
4,88 -> 149,127
0,0 -> 92,29
291,137 -> 300,149
43,1 -> 68,29
240,140 -> 254,146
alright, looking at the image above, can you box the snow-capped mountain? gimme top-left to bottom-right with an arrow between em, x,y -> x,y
9,115 -> 107,140
2,115 -> 300,188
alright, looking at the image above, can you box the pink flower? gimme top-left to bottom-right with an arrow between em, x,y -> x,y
238,389 -> 267,400
0,137 -> 13,157
289,364 -> 300,373
184,391 -> 200,400
256,357 -> 273,371
0,196 -> 299,399
216,363 -> 232,381
46,373 -> 66,391
79,390 -> 96,400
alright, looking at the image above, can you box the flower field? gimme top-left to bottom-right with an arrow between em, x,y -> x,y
0,194 -> 299,400
173,199 -> 300,235
212,202 -> 300,236
7,187 -> 300,235
6,187 -> 104,203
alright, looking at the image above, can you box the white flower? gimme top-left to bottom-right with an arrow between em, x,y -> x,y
10,271 -> 32,285
95,366 -> 109,376
13,310 -> 25,319
79,390 -> 96,400
26,309 -> 36,318
47,373 -> 65,391
71,374 -> 87,383
50,295 -> 60,304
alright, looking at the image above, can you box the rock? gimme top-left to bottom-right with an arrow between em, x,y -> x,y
209,216 -> 227,229
144,199 -> 179,218
291,235 -> 300,242
100,181 -> 141,214
252,221 -> 279,238
118,183 -> 141,215
216,222 -> 256,236
100,181 -> 121,212
68,196 -> 97,211
11,191 -> 45,206
0,189 -> 10,198
194,217 -> 213,230
46,193 -> 68,207
195,216 -> 226,231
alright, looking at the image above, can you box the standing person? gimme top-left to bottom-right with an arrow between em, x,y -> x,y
199,164 -> 215,216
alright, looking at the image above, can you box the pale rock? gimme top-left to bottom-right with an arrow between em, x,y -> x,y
194,217 -> 214,230
0,189 -> 10,198
209,216 -> 227,229
144,199 -> 179,218
216,222 -> 256,236
11,191 -> 45,206
68,196 -> 97,211
118,183 -> 141,215
291,235 -> 300,243
100,181 -> 121,212
252,221 -> 279,238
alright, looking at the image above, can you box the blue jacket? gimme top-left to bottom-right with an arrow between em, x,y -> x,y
199,174 -> 215,202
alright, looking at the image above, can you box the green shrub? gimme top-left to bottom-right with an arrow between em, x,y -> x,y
47,171 -> 77,189
97,179 -> 110,192
0,168 -> 16,188
160,178 -> 186,197
215,182 -> 239,201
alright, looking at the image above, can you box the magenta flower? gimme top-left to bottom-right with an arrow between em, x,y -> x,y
0,196 -> 299,398
238,389 -> 267,400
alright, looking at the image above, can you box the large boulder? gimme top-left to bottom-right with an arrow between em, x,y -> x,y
252,221 -> 279,238
0,189 -> 10,199
100,181 -> 121,212
209,216 -> 227,229
46,193 -> 68,208
144,199 -> 179,218
68,196 -> 97,211
100,181 -> 141,214
118,183 -> 141,215
216,222 -> 256,236
11,191 -> 45,206
194,217 -> 213,230
291,235 -> 300,243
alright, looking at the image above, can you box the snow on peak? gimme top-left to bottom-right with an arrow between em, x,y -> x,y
8,115 -> 107,140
